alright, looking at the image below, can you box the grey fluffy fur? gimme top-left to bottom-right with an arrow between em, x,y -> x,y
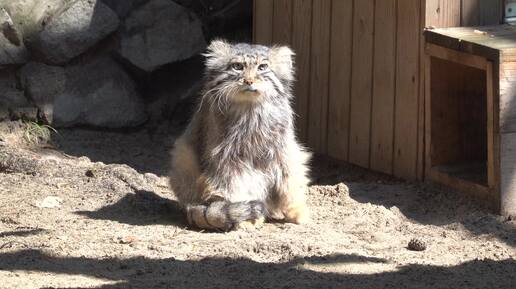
169,39 -> 311,231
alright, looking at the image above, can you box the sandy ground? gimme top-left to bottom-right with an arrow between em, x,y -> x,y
0,121 -> 514,289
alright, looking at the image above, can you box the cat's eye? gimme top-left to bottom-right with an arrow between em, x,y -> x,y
231,63 -> 244,71
258,64 -> 268,71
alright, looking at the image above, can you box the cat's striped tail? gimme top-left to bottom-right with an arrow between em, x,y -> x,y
185,200 -> 267,231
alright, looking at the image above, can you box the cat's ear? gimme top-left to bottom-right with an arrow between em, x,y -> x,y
269,46 -> 295,81
203,39 -> 232,69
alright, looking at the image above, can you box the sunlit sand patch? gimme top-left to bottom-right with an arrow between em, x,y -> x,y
0,270 -> 121,288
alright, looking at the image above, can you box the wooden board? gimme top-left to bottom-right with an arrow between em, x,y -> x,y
427,0 -> 502,28
253,0 -> 274,45
370,0 -> 397,174
417,0 -> 427,180
253,0 -> 508,182
487,61 -> 496,190
272,0 -> 293,45
307,0 -> 331,153
479,0 -> 503,26
428,57 -> 463,167
327,0 -> 353,161
394,0 -> 421,179
501,133 -> 516,216
462,0 -> 503,26
425,36 -> 500,211
426,55 -> 488,172
461,0 -> 481,26
426,0 -> 461,28
348,0 -> 375,168
291,0 -> 312,142
500,51 -> 516,133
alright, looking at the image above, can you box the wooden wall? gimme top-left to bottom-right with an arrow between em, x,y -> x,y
426,0 -> 504,27
253,0 -> 504,180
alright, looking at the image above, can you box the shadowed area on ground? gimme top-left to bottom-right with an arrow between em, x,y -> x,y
75,190 -> 185,227
0,250 -> 514,289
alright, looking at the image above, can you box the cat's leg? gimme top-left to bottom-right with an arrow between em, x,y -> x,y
274,144 -> 311,224
169,136 -> 201,205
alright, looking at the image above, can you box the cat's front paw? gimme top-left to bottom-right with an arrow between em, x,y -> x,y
233,217 -> 265,231
284,204 -> 310,224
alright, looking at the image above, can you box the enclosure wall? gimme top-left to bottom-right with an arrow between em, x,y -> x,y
253,0 -> 504,180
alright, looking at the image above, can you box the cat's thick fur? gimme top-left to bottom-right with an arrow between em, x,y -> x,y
169,40 -> 310,231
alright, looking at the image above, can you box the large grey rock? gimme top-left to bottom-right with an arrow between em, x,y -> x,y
0,69 -> 28,108
52,57 -> 146,128
0,8 -> 29,65
18,62 -> 66,123
17,58 -> 146,127
0,0 -> 68,40
31,0 -> 120,64
118,0 -> 206,72
145,55 -> 204,123
100,0 -> 148,18
0,68 -> 39,121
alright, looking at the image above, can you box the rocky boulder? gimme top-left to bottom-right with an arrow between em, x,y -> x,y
18,57 -> 147,127
0,69 -> 27,108
117,0 -> 206,72
0,8 -> 29,65
18,62 -> 66,123
31,0 -> 119,64
0,0 -> 68,40
0,68 -> 38,121
100,0 -> 149,19
53,57 -> 147,128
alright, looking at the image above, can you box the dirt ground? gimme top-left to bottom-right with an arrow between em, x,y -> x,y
0,121 -> 514,289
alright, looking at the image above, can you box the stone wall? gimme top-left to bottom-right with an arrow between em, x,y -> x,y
0,0 -> 252,127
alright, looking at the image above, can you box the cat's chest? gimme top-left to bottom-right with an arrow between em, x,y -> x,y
215,110 -> 287,163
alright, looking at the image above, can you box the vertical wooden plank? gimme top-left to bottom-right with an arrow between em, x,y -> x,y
425,0 -> 440,27
307,0 -> 331,154
417,0 -> 426,180
425,52 -> 432,177
501,133 -> 516,216
348,0 -> 375,168
370,0 -> 396,174
253,0 -> 274,45
461,0 -> 481,26
479,0 -> 503,25
291,0 -> 312,143
272,0 -> 293,45
425,0 -> 461,28
394,0 -> 421,179
327,0 -> 353,161
441,0 -> 462,27
487,62 -> 496,190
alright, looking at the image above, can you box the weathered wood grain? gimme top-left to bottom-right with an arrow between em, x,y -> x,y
307,0 -> 331,153
348,0 -> 375,168
291,0 -> 312,142
253,0 -> 274,45
394,0 -> 421,179
327,0 -> 353,161
370,0 -> 397,174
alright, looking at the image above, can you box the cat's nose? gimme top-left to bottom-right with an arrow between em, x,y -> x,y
244,78 -> 254,85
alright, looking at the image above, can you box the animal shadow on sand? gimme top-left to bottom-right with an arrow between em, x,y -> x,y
0,250 -> 514,289
76,190 -> 186,227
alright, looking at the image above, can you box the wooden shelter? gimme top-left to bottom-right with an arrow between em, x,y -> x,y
253,0 -> 515,216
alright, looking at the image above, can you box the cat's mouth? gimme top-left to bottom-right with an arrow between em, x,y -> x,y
241,85 -> 259,93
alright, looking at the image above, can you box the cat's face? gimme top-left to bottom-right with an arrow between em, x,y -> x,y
203,40 -> 295,103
